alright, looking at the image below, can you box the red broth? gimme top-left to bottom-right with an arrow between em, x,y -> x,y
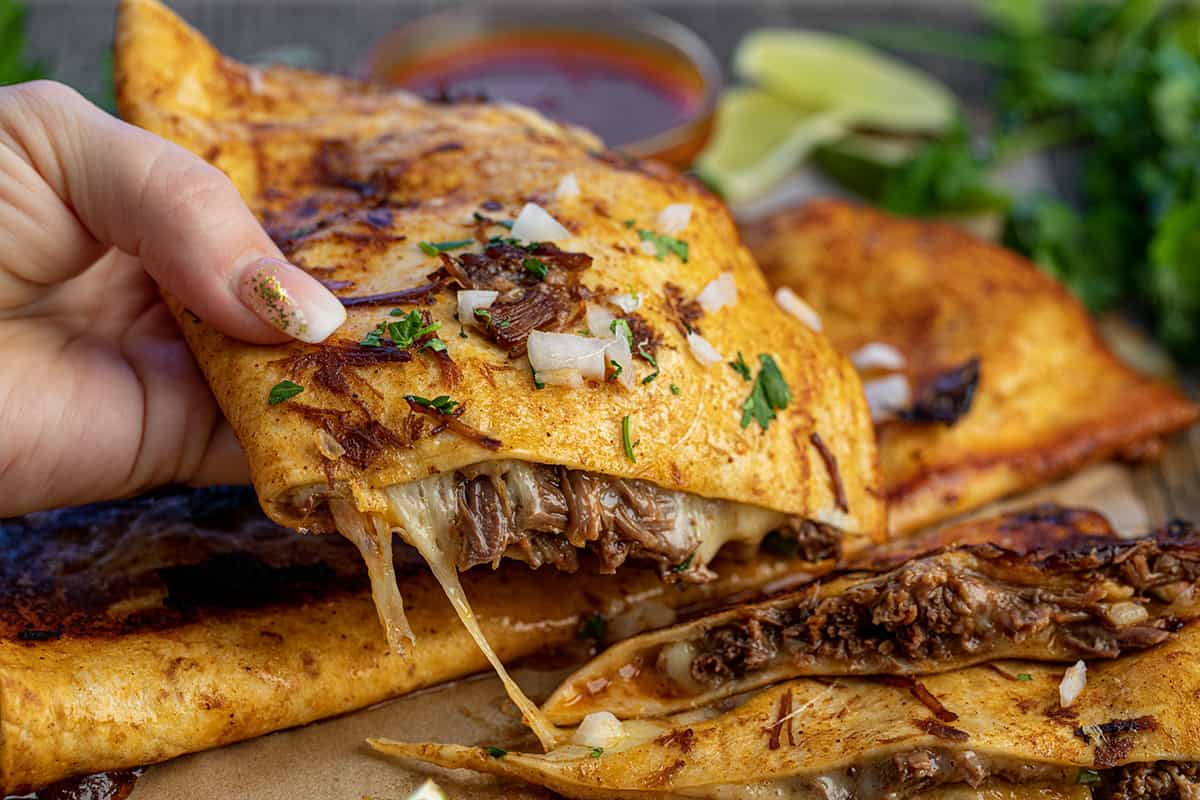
383,31 -> 706,149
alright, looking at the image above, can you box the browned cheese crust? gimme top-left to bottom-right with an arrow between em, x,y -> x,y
745,200 -> 1198,536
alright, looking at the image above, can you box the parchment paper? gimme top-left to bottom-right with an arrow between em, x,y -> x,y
128,461 -> 1155,800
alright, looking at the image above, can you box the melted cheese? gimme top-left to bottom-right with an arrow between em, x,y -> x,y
327,461 -> 826,752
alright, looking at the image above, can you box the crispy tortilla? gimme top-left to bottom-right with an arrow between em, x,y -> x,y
115,5 -> 883,736
374,619 -> 1200,798
745,200 -> 1198,536
0,488 -> 814,794
542,508 -> 1200,723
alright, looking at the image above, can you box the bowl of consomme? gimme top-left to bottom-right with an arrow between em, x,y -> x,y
362,5 -> 722,167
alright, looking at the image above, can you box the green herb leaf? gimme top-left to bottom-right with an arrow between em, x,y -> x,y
474,308 -> 492,322
622,219 -> 636,228
610,318 -> 634,347
579,613 -> 606,641
1016,673 -> 1033,681
423,337 -> 447,353
672,554 -> 694,573
637,229 -> 689,262
405,394 -> 458,414
638,344 -> 661,384
523,257 -> 549,279
1075,768 -> 1101,785
387,311 -> 441,348
531,361 -> 545,390
670,383 -> 681,395
590,747 -> 604,758
740,376 -> 776,431
757,354 -> 792,410
729,352 -> 752,381
621,414 -> 637,462
485,746 -> 508,759
360,323 -> 387,347
419,239 -> 474,256
268,380 -> 304,405
608,359 -> 623,380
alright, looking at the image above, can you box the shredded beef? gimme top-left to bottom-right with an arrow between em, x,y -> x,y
1098,761 -> 1200,800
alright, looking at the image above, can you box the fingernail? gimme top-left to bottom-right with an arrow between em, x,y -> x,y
236,257 -> 346,343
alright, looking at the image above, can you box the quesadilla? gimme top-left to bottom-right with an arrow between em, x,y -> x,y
115,0 -> 882,746
744,200 -> 1198,536
373,617 -> 1200,798
0,487 -> 815,794
542,509 -> 1200,722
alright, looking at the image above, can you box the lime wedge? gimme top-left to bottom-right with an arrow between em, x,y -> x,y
735,29 -> 956,134
695,88 -> 847,204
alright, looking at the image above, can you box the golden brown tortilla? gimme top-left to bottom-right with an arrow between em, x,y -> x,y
0,488 -> 812,793
114,0 -> 883,544
745,200 -> 1198,536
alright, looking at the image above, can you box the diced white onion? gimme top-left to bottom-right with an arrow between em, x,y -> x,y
1059,660 -> 1087,707
774,286 -> 822,332
657,641 -> 704,692
686,332 -> 723,367
657,202 -> 693,235
404,780 -> 448,800
609,292 -> 642,313
528,330 -> 610,384
457,290 -> 498,327
864,374 -> 912,422
850,342 -> 906,371
555,173 -> 581,200
586,303 -> 617,338
572,711 -> 626,749
1106,601 -> 1150,627
639,239 -> 659,257
314,429 -> 345,461
511,202 -> 571,242
605,333 -> 635,388
535,368 -> 585,388
697,272 -> 737,313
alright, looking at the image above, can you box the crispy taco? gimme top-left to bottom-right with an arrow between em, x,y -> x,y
374,617 -> 1200,798
0,487 -> 817,794
745,200 -> 1198,536
115,0 -> 883,745
542,509 -> 1200,722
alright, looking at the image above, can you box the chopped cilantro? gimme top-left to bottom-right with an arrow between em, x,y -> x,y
268,380 -> 304,405
405,394 -> 458,414
621,414 -> 637,462
622,219 -> 635,228
670,383 -> 680,395
589,747 -> 604,758
1075,768 -> 1101,785
610,318 -> 634,347
579,613 -> 606,641
729,352 -> 752,381
496,319 -> 512,329
608,359 -> 623,381
458,321 -> 468,339
419,239 -> 474,256
387,310 -> 441,347
523,257 -> 548,279
360,322 -> 387,347
484,746 -> 508,759
672,554 -> 694,573
423,337 -> 447,353
1016,673 -> 1033,681
740,354 -> 792,431
637,229 -> 689,262
638,344 -> 660,384
531,361 -> 545,390
474,308 -> 492,323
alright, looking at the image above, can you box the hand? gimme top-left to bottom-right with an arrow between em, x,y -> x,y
0,81 -> 346,517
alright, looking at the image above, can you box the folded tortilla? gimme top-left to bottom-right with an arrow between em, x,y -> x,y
115,5 -> 883,731
541,508 -> 1200,722
373,617 -> 1200,798
0,487 -> 815,794
745,200 -> 1198,536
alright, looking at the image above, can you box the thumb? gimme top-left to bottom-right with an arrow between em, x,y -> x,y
0,80 -> 345,344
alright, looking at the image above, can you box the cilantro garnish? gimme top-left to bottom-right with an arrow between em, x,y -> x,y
589,747 -> 604,758
423,337 -> 447,353
531,361 -> 545,390
472,212 -> 513,230
621,414 -> 637,462
638,344 -> 659,384
622,219 -> 635,228
268,380 -> 304,405
418,239 -> 474,256
670,383 -> 680,396
1016,673 -> 1033,681
1075,768 -> 1101,785
608,359 -> 623,381
387,310 -> 441,347
729,352 -> 752,381
484,746 -> 508,759
360,322 -> 387,347
610,318 -> 633,348
637,229 -> 689,262
672,554 -> 694,573
740,354 -> 792,431
579,613 -> 606,642
474,308 -> 492,322
523,257 -> 548,279
405,394 -> 458,414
